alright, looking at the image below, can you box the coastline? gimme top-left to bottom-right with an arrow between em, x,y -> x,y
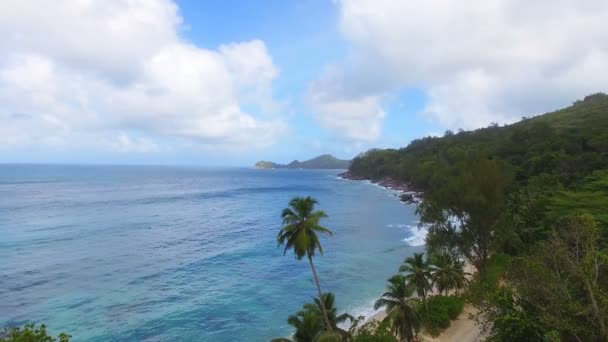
364,262 -> 482,341
338,172 -> 482,340
338,171 -> 424,205
338,170 -> 423,324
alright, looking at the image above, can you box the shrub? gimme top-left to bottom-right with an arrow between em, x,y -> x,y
419,296 -> 465,337
467,253 -> 512,306
352,320 -> 398,342
0,323 -> 70,342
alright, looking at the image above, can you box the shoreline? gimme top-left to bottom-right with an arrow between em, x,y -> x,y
338,169 -> 426,324
338,171 -> 424,205
339,170 -> 484,340
364,262 -> 481,341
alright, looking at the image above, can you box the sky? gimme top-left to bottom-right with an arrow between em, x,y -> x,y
1,0 -> 607,166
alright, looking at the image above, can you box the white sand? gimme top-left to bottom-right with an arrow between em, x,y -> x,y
365,262 -> 486,341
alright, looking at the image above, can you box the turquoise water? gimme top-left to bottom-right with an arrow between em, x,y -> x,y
0,165 -> 423,341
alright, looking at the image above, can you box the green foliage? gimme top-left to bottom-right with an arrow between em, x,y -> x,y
418,155 -> 513,274
467,253 -> 511,306
277,196 -> 334,331
507,215 -> 608,341
373,275 -> 420,342
315,331 -> 343,342
478,287 -> 547,342
277,196 -> 333,259
549,170 -> 608,230
349,93 -> 608,206
275,93 -> 608,342
0,324 -> 70,342
303,293 -> 354,334
350,320 -> 397,342
399,253 -> 431,306
275,292 -> 353,342
429,252 -> 469,296
417,296 -> 465,337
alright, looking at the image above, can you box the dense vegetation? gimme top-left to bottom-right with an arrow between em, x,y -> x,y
274,198 -> 468,341
0,324 -> 70,342
347,93 -> 608,341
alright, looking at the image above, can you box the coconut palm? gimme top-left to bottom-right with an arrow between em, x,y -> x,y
303,292 -> 354,335
278,196 -> 334,330
272,310 -> 324,342
429,253 -> 469,295
273,293 -> 353,342
399,253 -> 432,310
374,274 -> 420,342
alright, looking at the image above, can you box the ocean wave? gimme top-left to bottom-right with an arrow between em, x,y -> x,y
386,223 -> 409,228
387,222 -> 428,247
402,225 -> 428,247
339,298 -> 385,329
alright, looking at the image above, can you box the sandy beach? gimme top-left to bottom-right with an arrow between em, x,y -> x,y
365,262 -> 485,341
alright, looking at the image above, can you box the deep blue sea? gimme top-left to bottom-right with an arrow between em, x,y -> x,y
0,165 -> 424,341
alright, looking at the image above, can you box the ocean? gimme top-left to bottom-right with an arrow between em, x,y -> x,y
0,165 -> 424,341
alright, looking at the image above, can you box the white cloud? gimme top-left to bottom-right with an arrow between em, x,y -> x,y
311,0 -> 608,137
0,0 -> 286,152
110,132 -> 160,153
308,66 -> 385,141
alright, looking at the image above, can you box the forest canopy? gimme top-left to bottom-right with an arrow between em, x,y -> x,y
347,93 -> 608,340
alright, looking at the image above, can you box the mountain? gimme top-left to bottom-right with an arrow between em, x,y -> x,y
255,154 -> 351,169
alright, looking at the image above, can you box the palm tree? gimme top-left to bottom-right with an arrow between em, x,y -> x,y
278,196 -> 334,330
399,253 -> 431,310
374,275 -> 420,342
272,310 -> 323,342
273,293 -> 353,342
429,253 -> 469,296
303,292 -> 354,336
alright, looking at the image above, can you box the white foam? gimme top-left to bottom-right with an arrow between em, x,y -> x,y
386,223 -> 409,229
386,222 -> 428,247
339,298 -> 385,329
402,224 -> 428,246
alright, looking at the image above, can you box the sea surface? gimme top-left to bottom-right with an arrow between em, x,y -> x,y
0,165 -> 424,341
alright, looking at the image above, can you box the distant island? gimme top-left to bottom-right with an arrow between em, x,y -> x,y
254,154 -> 351,169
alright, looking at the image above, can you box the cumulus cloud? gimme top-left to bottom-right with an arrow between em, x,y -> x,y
308,66 -> 385,141
0,0 -> 286,152
311,0 -> 608,137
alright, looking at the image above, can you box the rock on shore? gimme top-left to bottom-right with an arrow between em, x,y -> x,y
339,172 -> 423,204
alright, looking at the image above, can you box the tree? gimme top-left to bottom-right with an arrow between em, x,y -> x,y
429,253 -> 469,296
272,310 -> 324,342
278,196 -> 334,331
475,286 -> 549,342
274,293 -> 353,342
399,253 -> 431,310
374,275 -> 420,342
418,156 -> 513,274
508,214 -> 608,341
303,293 -> 354,335
349,319 -> 398,342
0,324 -> 70,342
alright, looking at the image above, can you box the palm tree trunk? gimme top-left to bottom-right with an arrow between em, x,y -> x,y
308,253 -> 332,331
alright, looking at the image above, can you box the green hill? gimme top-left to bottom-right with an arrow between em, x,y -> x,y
255,154 -> 351,169
349,93 -> 608,190
346,93 -> 608,340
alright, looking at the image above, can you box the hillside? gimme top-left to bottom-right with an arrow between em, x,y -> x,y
345,93 -> 608,340
255,154 -> 351,169
348,93 -> 608,190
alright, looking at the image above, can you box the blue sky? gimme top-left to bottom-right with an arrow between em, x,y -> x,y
1,0 -> 606,165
